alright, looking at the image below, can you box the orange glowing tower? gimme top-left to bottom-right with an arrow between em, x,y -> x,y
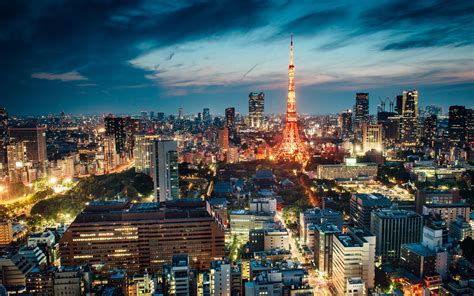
275,35 -> 307,161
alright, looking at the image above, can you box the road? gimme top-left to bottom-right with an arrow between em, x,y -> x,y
276,212 -> 331,295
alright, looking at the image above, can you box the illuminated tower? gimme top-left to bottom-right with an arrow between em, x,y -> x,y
275,35 -> 307,161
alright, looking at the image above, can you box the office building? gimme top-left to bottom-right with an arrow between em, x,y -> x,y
104,116 -> 140,157
166,254 -> 190,296
422,203 -> 470,227
157,140 -> 179,202
249,92 -> 265,129
203,108 -> 211,123
422,115 -> 437,147
399,90 -> 419,146
0,221 -> 13,247
8,126 -> 47,164
314,223 -> 341,277
300,208 -> 343,245
362,124 -> 383,153
59,199 -> 225,273
415,189 -> 460,214
450,216 -> 472,241
229,210 -> 275,241
400,243 -> 436,278
467,108 -> 474,143
53,266 -> 82,296
332,228 -> 375,296
422,215 -> 449,251
6,141 -> 27,182
315,161 -> 378,181
448,105 -> 467,148
346,277 -> 365,296
209,260 -> 231,296
225,107 -> 235,129
350,193 -> 392,230
354,93 -> 369,129
26,266 -> 56,295
340,109 -> 353,140
370,209 -> 423,262
0,253 -> 35,288
134,136 -> 179,202
377,111 -> 399,143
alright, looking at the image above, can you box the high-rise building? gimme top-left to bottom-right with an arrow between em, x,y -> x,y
399,90 -> 419,146
209,260 -> 232,296
178,107 -> 184,120
340,109 -> 353,140
218,128 -> 229,151
362,124 -> 383,153
8,126 -> 47,164
332,227 -> 375,296
105,116 -> 127,154
354,93 -> 369,129
300,208 -> 343,245
248,92 -> 265,129
448,105 -> 467,148
467,108 -> 474,144
166,254 -> 190,296
225,107 -> 235,129
275,35 -> 307,161
0,107 -> 7,167
6,141 -> 27,182
203,108 -> 211,123
370,209 -> 423,263
59,199 -> 225,273
350,193 -> 392,230
157,140 -> 179,202
377,111 -> 399,143
423,115 -> 438,147
314,223 -> 341,277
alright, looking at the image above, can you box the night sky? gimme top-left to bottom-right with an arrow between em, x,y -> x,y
1,0 -> 473,116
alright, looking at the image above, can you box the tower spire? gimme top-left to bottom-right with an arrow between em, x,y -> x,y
290,34 -> 293,65
274,35 -> 307,162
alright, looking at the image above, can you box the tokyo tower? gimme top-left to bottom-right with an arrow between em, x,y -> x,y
275,35 -> 307,162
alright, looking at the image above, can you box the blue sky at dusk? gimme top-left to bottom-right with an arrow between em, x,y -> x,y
1,0 -> 473,116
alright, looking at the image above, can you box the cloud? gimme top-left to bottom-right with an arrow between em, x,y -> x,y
31,71 -> 88,81
279,6 -> 349,36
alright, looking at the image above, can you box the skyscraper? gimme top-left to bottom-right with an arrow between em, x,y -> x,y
314,223 -> 341,277
362,124 -> 383,153
0,108 -> 7,167
354,93 -> 369,129
340,109 -> 353,140
248,92 -> 264,129
218,127 -> 229,151
422,115 -> 437,147
134,136 -> 179,202
157,140 -> 179,202
178,107 -> 184,120
448,105 -> 467,148
8,126 -> 47,165
275,35 -> 307,161
225,107 -> 235,129
399,90 -> 419,146
104,116 -> 140,158
203,108 -> 211,123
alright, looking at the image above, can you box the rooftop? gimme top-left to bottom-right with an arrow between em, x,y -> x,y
402,243 -> 436,257
353,193 -> 392,207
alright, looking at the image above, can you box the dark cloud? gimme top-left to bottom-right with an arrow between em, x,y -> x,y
279,7 -> 349,36
361,0 -> 474,50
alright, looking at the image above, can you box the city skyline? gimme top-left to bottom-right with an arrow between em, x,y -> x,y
1,0 -> 473,116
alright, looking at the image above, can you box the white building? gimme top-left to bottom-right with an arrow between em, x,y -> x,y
249,197 -> 277,214
210,260 -> 231,296
346,277 -> 366,296
332,228 -> 375,296
264,230 -> 290,251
